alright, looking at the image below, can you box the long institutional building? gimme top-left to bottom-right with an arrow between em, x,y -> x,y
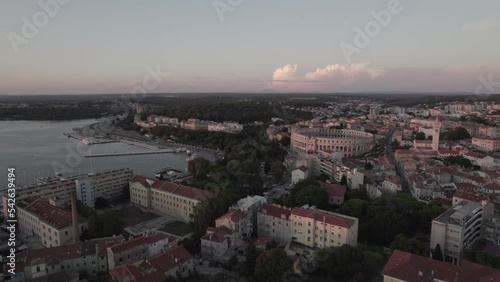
291,127 -> 375,157
257,204 -> 359,249
129,176 -> 212,222
2,168 -> 133,217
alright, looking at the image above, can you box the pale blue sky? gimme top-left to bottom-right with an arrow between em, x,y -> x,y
1,0 -> 499,94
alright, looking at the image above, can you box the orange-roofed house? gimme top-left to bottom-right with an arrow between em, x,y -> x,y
382,250 -> 500,282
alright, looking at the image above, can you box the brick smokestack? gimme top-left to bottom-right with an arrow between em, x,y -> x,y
71,192 -> 80,243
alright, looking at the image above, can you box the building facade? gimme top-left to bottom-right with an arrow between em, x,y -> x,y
23,236 -> 123,281
472,137 -> 500,152
129,176 -> 212,222
3,168 -> 133,215
17,197 -> 88,247
430,201 -> 484,265
257,204 -> 359,249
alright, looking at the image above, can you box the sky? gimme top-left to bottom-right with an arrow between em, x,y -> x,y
1,0 -> 500,95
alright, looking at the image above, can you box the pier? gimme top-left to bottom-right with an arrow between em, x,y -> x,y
85,148 -> 186,158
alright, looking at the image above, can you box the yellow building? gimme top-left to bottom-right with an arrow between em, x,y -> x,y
129,176 -> 212,222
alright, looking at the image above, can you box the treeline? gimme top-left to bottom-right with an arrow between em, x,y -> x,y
150,124 -> 268,150
153,101 -> 312,123
340,193 -> 445,246
0,102 -> 112,120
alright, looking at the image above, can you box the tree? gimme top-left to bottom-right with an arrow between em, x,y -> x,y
364,162 -> 373,170
162,275 -> 178,282
340,199 -> 368,218
433,244 -> 443,261
294,185 -> 329,208
340,175 -> 347,186
264,160 -> 271,175
244,243 -> 258,276
95,197 -> 110,209
279,136 -> 291,146
187,157 -> 211,180
266,239 -> 279,250
390,234 -> 425,256
270,160 -> 285,182
415,132 -> 426,140
391,139 -> 401,151
443,127 -> 471,140
224,254 -> 238,270
314,245 -> 383,281
254,249 -> 293,282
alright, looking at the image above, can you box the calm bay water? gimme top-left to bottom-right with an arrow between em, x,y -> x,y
0,119 -> 187,190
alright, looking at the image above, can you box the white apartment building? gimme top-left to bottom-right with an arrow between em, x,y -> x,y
75,178 -> 95,208
431,201 -> 484,265
129,176 -> 212,222
17,197 -> 88,248
257,204 -> 292,245
2,168 -> 133,214
257,204 -> 359,249
290,207 -> 358,249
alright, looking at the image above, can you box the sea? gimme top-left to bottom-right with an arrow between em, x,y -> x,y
0,119 -> 187,190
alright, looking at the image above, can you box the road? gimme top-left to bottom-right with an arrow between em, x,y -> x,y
386,127 -> 411,194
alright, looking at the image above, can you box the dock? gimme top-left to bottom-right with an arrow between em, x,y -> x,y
84,149 -> 183,158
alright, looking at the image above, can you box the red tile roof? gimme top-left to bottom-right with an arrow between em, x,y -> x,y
485,183 -> 500,191
319,182 -> 347,197
258,204 -> 291,220
454,191 -> 488,203
455,182 -> 477,191
464,151 -> 487,159
382,250 -> 500,282
295,166 -> 308,172
291,208 -> 355,229
217,209 -> 246,224
147,246 -> 192,272
25,236 -> 124,266
201,226 -> 233,243
109,233 -> 168,253
130,175 -> 212,201
17,197 -> 87,230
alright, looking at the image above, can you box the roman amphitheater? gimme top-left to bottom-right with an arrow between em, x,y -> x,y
291,127 -> 375,157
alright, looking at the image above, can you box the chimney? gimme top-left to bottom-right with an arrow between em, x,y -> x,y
71,192 -> 80,243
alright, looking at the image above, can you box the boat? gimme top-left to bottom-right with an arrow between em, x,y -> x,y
186,150 -> 191,155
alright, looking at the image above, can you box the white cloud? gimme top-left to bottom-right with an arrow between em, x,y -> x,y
304,63 -> 385,83
461,21 -> 497,32
268,63 -> 500,93
272,64 -> 299,81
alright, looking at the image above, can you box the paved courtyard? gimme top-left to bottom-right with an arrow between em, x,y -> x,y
124,216 -> 176,236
